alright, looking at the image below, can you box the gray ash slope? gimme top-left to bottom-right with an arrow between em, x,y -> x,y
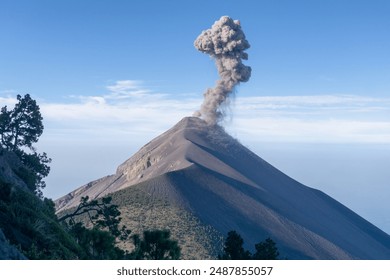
56,117 -> 390,259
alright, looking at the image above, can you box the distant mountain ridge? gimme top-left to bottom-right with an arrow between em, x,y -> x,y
55,117 -> 390,259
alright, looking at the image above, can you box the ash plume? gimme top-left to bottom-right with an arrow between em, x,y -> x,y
194,16 -> 251,125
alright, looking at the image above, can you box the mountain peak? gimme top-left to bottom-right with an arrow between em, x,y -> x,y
55,117 -> 390,259
55,116 -> 237,211
173,116 -> 209,129
116,116 -> 248,189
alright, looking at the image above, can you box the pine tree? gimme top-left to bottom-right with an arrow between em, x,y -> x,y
220,230 -> 251,260
253,238 -> 279,260
0,94 -> 51,195
134,230 -> 181,260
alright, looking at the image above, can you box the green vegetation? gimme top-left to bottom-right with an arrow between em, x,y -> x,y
59,195 -> 181,260
0,94 -> 51,196
67,222 -> 125,259
0,94 -> 77,259
1,165 -> 182,260
220,230 -> 279,260
220,230 -> 251,260
59,196 -> 131,241
59,196 -> 131,259
132,229 -> 181,260
253,237 -> 279,260
0,178 -> 81,259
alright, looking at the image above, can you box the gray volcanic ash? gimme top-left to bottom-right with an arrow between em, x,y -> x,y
194,16 -> 251,125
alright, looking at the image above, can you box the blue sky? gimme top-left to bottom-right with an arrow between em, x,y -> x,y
1,0 -> 389,98
1,0 -> 389,233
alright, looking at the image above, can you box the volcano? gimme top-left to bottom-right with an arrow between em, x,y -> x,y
55,117 -> 390,259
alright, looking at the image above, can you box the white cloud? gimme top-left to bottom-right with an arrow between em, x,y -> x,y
106,80 -> 141,92
3,83 -> 390,144
104,80 -> 166,100
229,117 -> 390,143
0,96 -> 17,107
234,95 -> 390,115
228,95 -> 390,143
37,81 -> 200,143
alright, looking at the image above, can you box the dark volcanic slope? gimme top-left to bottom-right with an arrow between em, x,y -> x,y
56,117 -> 390,259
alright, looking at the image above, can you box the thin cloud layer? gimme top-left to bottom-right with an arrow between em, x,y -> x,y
105,80 -> 154,99
230,95 -> 390,143
1,82 -> 390,144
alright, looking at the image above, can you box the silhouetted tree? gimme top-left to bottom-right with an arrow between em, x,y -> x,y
133,229 -> 181,260
68,221 -> 125,259
253,237 -> 279,260
59,196 -> 132,259
0,94 -> 51,195
0,94 -> 43,151
16,150 -> 51,196
59,196 -> 131,241
59,197 -> 181,260
220,231 -> 280,260
220,230 -> 251,260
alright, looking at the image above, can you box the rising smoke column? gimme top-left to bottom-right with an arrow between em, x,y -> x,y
194,16 -> 251,125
